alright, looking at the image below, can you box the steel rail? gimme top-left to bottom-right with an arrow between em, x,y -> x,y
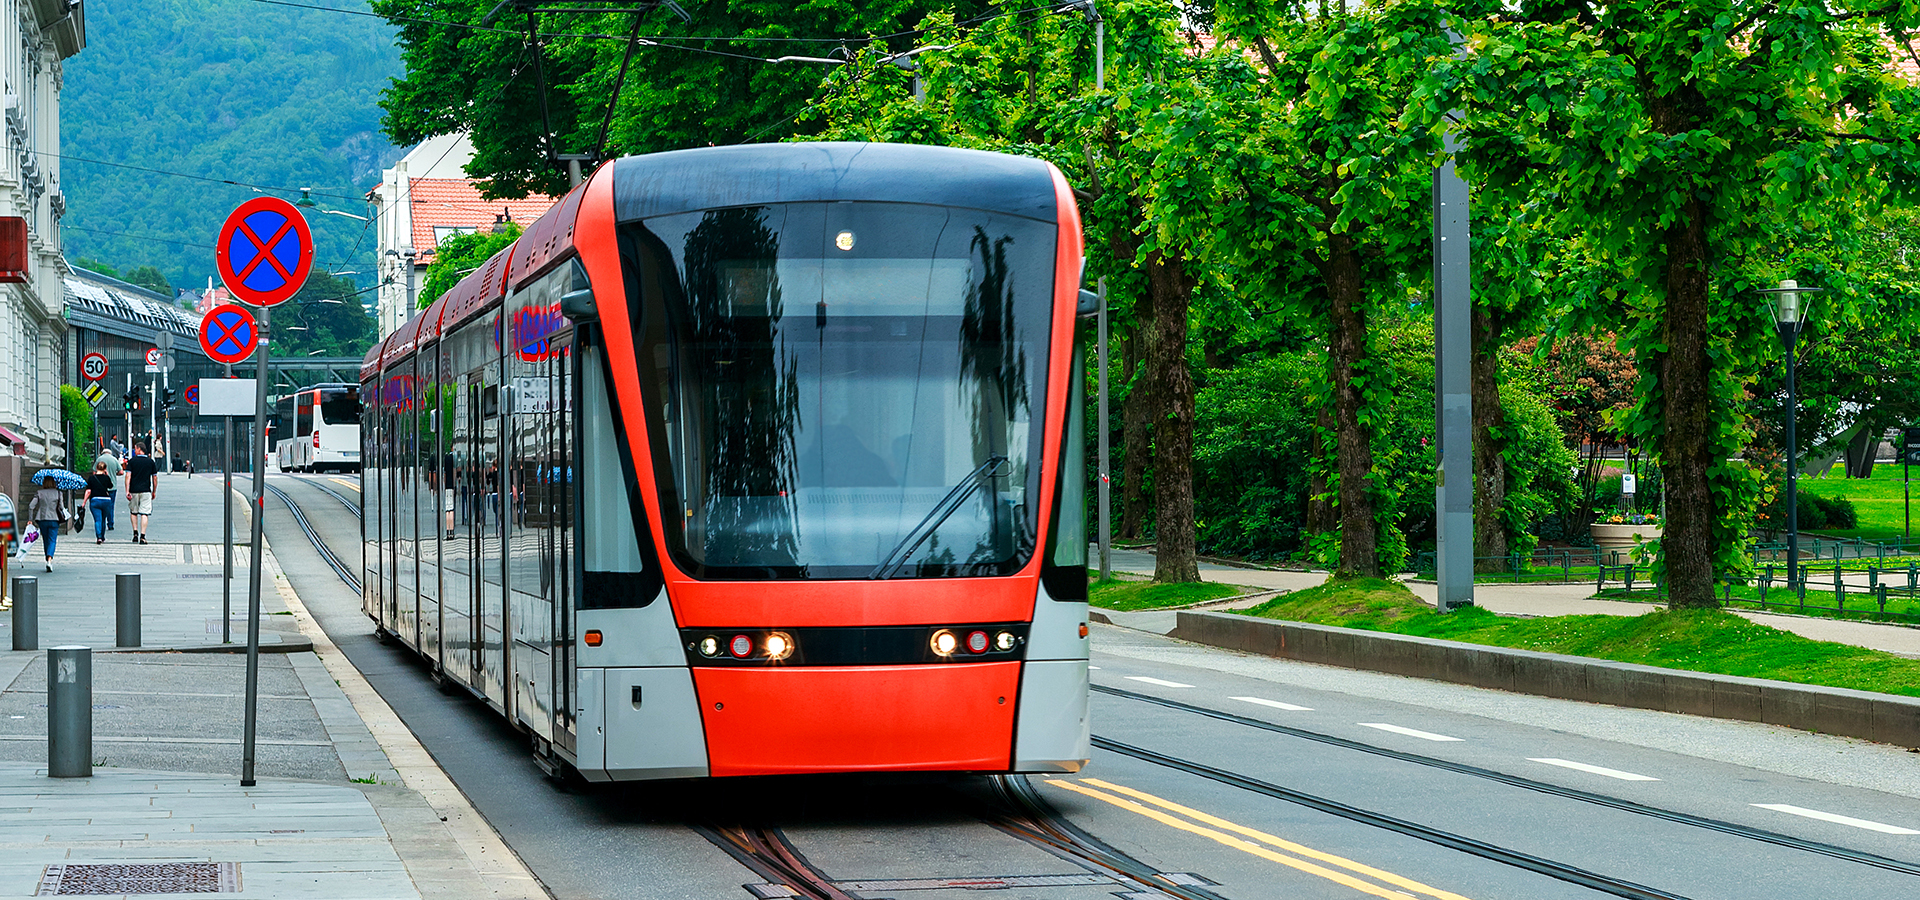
265,481 -> 361,594
1096,684 -> 1920,879
692,824 -> 859,900
1094,735 -> 1690,900
983,774 -> 1230,900
294,474 -> 362,519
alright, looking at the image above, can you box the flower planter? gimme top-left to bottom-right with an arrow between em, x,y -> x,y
1591,523 -> 1662,561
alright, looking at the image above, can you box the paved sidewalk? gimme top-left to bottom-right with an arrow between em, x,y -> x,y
1102,547 -> 1920,658
0,473 -> 542,899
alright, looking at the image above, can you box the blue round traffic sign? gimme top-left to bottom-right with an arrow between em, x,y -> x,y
215,196 -> 313,306
199,303 -> 260,365
184,385 -> 200,406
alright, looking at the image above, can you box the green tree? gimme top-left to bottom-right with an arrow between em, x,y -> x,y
418,225 -> 522,309
1427,2 -> 1920,607
60,385 -> 97,467
123,265 -> 174,298
273,272 -> 378,359
372,0 -> 974,197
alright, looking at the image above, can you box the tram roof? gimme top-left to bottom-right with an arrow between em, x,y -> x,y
611,142 -> 1062,224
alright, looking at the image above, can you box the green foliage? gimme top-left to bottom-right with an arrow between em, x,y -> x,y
417,225 -> 521,309
1796,464 -> 1918,543
271,272 -> 378,359
62,0 -> 401,288
373,0 -> 972,197
122,266 -> 175,299
59,385 -> 96,465
1193,354 -> 1317,559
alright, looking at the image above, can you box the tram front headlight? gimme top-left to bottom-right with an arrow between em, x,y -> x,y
729,634 -> 754,658
764,632 -> 794,661
697,636 -> 721,658
930,629 -> 958,657
994,631 -> 1017,652
966,630 -> 990,654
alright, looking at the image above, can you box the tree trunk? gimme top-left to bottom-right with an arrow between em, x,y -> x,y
1650,86 -> 1718,610
1306,405 -> 1336,539
1146,250 -> 1200,583
1471,306 -> 1510,570
1119,324 -> 1153,542
1327,232 -> 1379,577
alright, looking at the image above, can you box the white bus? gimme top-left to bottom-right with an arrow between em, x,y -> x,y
276,383 -> 362,473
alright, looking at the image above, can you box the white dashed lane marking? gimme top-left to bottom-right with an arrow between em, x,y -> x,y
1752,804 -> 1920,835
1528,758 -> 1659,782
1231,696 -> 1313,712
1087,666 -> 1100,670
1357,723 -> 1463,742
1124,676 -> 1195,688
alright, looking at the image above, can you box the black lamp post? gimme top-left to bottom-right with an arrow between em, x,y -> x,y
1761,279 -> 1819,590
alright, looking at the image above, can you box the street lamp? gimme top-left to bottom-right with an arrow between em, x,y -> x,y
1761,279 -> 1821,591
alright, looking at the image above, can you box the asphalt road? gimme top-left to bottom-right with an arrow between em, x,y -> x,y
264,473 -> 1920,900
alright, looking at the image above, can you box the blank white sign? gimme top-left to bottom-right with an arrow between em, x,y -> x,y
198,378 -> 257,417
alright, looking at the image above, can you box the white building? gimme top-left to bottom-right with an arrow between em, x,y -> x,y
367,132 -> 556,338
0,0 -> 83,481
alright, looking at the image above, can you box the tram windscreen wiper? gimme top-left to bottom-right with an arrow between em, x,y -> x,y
868,456 -> 1011,580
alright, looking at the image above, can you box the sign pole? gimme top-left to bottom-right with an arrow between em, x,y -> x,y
241,306 -> 269,787
223,363 -> 233,645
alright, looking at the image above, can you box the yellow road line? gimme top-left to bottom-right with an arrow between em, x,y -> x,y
1046,779 -> 1470,900
329,478 -> 360,491
1081,778 -> 1471,900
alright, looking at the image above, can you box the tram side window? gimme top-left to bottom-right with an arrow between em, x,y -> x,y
1042,344 -> 1088,601
579,339 -> 654,608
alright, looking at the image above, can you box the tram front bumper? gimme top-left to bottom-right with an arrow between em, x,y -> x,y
692,662 -> 1022,776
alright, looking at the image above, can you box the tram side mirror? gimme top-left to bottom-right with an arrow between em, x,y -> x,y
1076,288 -> 1101,318
560,287 -> 596,321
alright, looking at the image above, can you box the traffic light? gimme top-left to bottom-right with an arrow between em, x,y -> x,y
122,391 -> 140,412
161,388 -> 176,410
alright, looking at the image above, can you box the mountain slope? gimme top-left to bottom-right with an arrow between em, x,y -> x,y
60,0 -> 403,293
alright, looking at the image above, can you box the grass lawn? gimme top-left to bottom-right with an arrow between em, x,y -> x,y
1798,462 -> 1920,545
1240,576 -> 1920,698
1090,576 -> 1251,611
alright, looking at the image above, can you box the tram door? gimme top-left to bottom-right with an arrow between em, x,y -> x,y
506,306 -> 551,740
477,311 -> 508,708
444,352 -> 475,687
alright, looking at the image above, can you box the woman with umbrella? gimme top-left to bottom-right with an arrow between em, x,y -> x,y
28,469 -> 83,571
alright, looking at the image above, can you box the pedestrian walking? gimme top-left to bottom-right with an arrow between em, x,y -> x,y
93,446 -> 121,532
124,441 -> 159,544
108,434 -> 126,460
27,482 -> 68,572
84,462 -> 115,545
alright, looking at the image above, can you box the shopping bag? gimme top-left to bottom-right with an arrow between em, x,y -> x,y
20,523 -> 38,547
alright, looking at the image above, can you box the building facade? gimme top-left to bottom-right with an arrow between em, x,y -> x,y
0,0 -> 82,479
368,132 -> 555,338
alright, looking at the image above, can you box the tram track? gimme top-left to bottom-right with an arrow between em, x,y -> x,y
694,775 -> 1229,900
1096,683 -> 1920,879
265,480 -> 360,594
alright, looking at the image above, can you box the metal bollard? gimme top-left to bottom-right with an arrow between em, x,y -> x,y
115,573 -> 140,648
10,576 -> 35,651
47,646 -> 91,778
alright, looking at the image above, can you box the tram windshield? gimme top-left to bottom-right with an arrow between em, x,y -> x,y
626,201 -> 1056,580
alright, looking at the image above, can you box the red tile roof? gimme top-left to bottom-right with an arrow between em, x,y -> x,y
405,179 -> 558,264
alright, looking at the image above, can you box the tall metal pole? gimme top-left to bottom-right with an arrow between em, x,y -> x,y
1096,278 -> 1110,582
1431,28 -> 1473,610
161,359 -> 172,474
223,363 -> 233,645
241,306 -> 269,786
1783,319 -> 1800,592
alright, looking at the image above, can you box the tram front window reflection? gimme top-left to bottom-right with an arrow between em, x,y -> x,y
629,202 -> 1056,580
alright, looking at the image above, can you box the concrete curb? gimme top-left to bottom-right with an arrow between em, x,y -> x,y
1165,609 -> 1920,749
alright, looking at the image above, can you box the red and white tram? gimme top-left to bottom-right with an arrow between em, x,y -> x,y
361,143 -> 1092,780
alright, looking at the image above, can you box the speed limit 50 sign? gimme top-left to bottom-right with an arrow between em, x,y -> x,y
81,352 -> 108,381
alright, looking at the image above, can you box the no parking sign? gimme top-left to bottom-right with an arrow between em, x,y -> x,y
215,196 -> 312,306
